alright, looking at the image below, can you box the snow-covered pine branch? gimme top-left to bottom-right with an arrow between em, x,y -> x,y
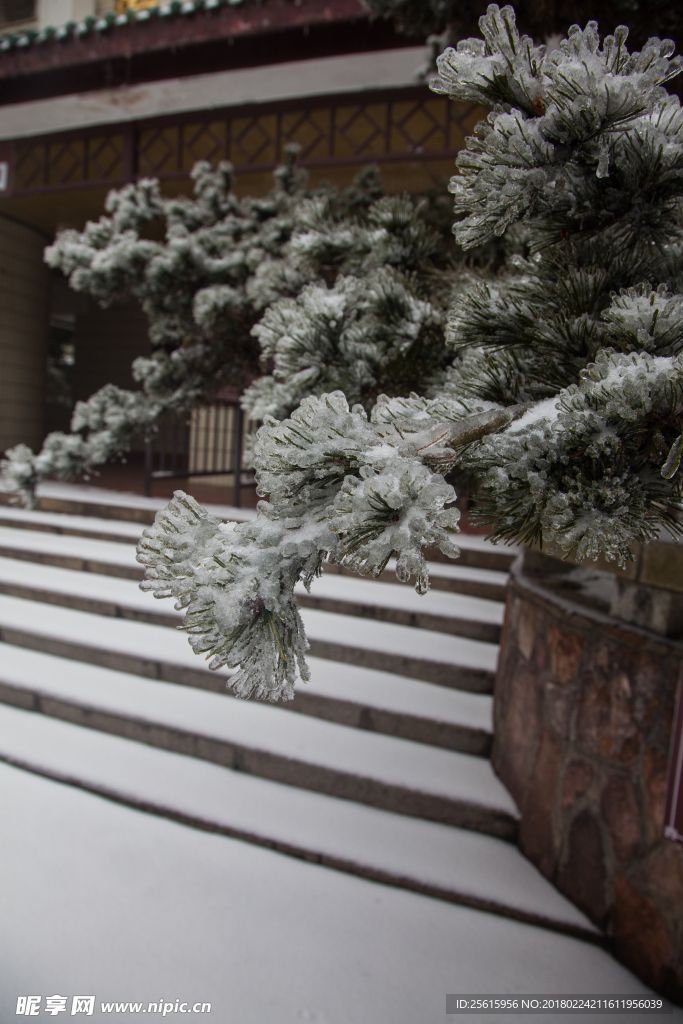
136,7 -> 683,699
1,156 -> 459,505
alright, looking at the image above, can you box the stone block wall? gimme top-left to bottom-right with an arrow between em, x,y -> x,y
494,563 -> 683,1000
0,215 -> 51,455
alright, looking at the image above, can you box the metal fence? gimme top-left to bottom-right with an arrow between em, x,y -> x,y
143,390 -> 257,507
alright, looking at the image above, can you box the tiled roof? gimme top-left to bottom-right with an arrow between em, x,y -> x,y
0,0 -> 379,99
0,0 -> 247,51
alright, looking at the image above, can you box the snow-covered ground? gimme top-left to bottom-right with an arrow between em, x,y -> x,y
0,762 -> 672,1024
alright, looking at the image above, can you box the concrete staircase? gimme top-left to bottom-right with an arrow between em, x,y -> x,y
0,489 -> 601,946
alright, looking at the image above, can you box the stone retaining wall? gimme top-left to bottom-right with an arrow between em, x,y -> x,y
494,561 -> 683,1000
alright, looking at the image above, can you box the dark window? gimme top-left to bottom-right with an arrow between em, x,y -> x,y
0,0 -> 36,25
46,314 -> 76,411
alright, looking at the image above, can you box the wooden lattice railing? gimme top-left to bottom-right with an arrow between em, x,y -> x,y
9,87 -> 484,195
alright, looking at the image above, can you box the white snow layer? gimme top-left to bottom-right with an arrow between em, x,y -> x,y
0,756 -> 661,1023
0,639 -> 511,813
2,479 -> 258,521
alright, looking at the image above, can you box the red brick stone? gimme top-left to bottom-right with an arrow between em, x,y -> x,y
575,668 -> 640,765
533,623 -> 549,674
594,642 -> 611,673
632,845 -> 683,995
613,872 -> 675,993
518,600 -> 539,661
633,842 -> 683,909
492,664 -> 544,808
494,647 -> 516,722
545,682 -> 575,739
601,774 -> 643,866
520,728 -> 563,878
560,758 -> 594,810
643,746 -> 669,844
670,946 -> 683,1005
547,622 -> 584,684
506,592 -> 521,637
629,655 -> 667,732
557,810 -> 607,926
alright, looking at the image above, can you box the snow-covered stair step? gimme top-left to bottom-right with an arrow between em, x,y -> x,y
0,506 -> 147,544
302,607 -> 497,690
0,644 -> 515,838
0,501 -> 255,544
293,657 -> 493,754
0,524 -> 142,578
0,551 -> 504,646
0,498 -> 513,569
0,519 -> 511,600
0,702 -> 599,942
0,574 -> 498,691
0,554 -> 202,625
296,574 -> 504,644
0,569 -> 494,751
331,559 -> 510,601
1,480 -> 258,525
425,535 -> 518,573
0,592 -> 496,746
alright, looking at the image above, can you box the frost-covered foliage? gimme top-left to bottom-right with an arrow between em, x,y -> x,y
432,14 -> 683,246
138,393 -> 463,699
1,156 -> 457,505
136,7 -> 683,700
242,187 -> 460,420
245,267 -> 447,421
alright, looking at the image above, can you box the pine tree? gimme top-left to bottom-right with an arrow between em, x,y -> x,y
0,154 -> 459,506
134,7 -> 683,701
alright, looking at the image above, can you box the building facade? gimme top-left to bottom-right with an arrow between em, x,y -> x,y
0,0 -> 477,469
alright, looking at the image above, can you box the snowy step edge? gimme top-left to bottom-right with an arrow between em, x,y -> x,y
329,562 -> 508,601
0,510 -> 146,546
3,481 -> 258,522
296,592 -> 502,645
0,605 -> 496,758
0,541 -> 142,581
0,557 -> 503,646
301,607 -> 498,690
0,505 -> 515,568
298,597 -> 500,645
0,703 -> 600,944
0,541 -> 508,606
303,573 -> 506,623
0,591 -> 497,694
0,590 -> 493,756
0,521 -> 510,588
0,650 -> 516,840
0,560 -> 495,738
423,544 -> 516,574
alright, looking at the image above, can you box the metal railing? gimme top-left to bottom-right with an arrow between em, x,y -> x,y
143,390 -> 257,507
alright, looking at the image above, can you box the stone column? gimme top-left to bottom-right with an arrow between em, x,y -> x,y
0,215 -> 50,456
